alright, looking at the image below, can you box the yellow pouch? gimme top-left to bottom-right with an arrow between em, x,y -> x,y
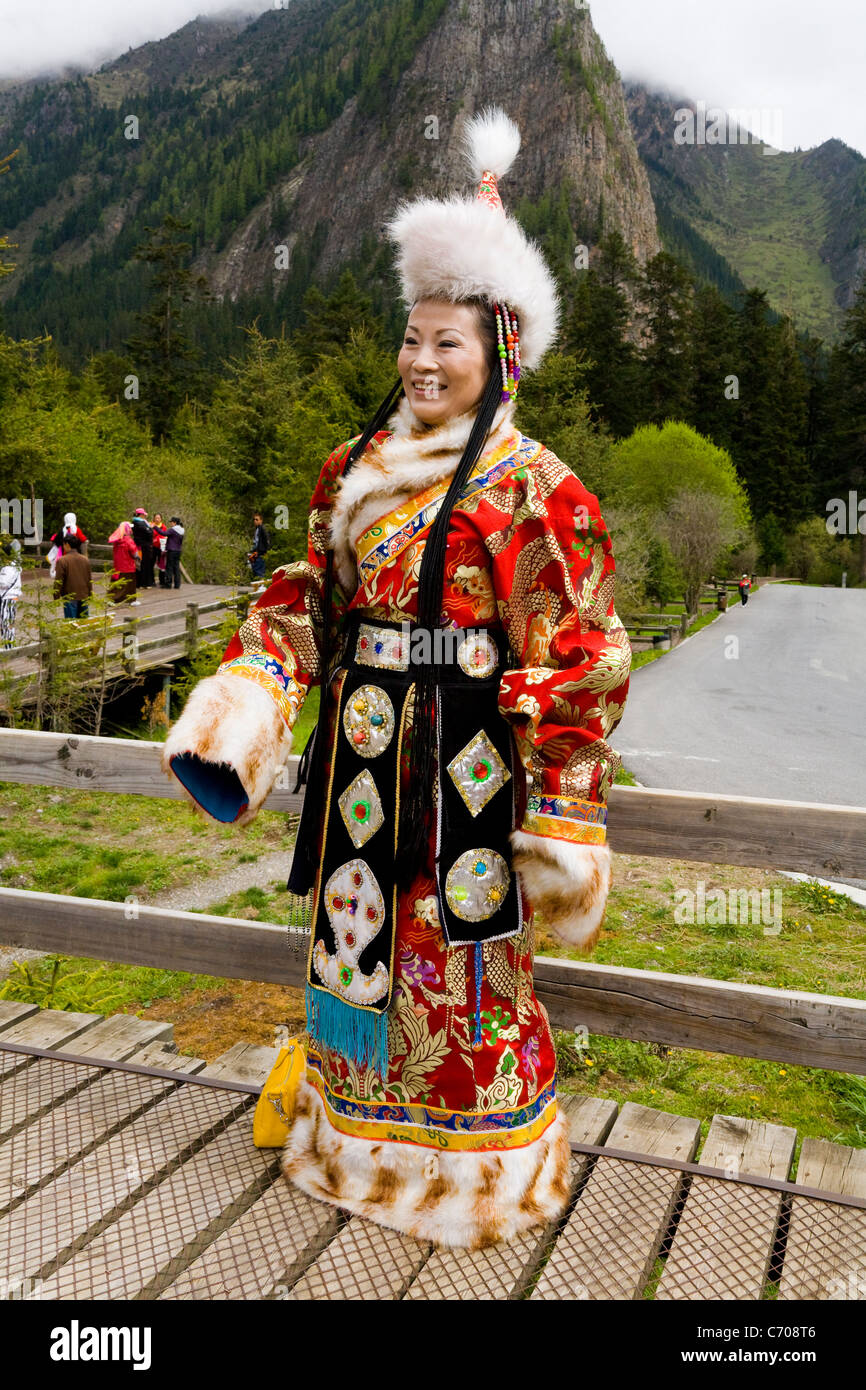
252,1038 -> 306,1148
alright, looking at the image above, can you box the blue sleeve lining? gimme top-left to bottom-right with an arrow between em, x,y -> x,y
169,752 -> 249,823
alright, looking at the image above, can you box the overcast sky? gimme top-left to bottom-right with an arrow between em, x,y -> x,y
1,0 -> 864,157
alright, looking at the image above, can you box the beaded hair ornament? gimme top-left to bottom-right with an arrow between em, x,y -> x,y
477,165 -> 520,401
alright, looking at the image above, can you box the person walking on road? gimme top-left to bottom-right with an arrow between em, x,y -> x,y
248,511 -> 270,590
53,535 -> 93,618
738,573 -> 750,606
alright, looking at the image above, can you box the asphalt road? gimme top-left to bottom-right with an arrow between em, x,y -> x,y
612,584 -> 866,809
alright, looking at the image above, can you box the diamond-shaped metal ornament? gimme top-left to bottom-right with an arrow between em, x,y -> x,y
338,768 -> 384,848
446,730 -> 510,817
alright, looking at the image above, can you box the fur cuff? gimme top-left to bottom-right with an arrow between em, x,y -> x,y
510,831 -> 611,952
161,670 -> 293,826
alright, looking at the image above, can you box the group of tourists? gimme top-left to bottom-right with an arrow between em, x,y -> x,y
108,510 -> 185,604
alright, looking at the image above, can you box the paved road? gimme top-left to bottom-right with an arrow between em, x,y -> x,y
612,584 -> 866,808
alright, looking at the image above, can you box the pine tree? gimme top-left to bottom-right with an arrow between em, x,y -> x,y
640,251 -> 693,423
125,214 -> 211,443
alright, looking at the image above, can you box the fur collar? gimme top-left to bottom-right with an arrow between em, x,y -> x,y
328,393 -> 518,595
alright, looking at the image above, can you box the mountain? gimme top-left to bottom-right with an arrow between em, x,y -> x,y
0,0 -> 660,364
626,83 -> 866,342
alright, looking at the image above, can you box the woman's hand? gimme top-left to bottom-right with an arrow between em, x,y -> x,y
510,831 -> 611,952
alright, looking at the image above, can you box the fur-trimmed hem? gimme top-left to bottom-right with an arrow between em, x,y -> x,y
510,831 -> 611,952
161,669 -> 293,826
280,1075 -> 572,1249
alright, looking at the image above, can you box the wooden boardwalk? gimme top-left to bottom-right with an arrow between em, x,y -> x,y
0,580 -> 253,700
2,1003 -> 865,1301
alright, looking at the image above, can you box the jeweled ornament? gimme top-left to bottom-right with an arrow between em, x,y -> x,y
445,849 -> 510,921
342,683 -> 395,757
447,730 -> 510,817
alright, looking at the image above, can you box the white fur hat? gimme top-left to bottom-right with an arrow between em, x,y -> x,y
384,106 -> 560,372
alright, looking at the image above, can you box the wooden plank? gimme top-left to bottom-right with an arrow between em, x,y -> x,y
0,1056 -> 245,1285
403,1093 -> 618,1301
606,784 -> 866,879
0,1015 -> 175,1140
1,727 -> 864,876
779,1139 -> 866,1300
158,1174 -> 340,1301
656,1114 -> 796,1300
0,727 -> 299,811
0,1048 -> 207,1215
33,1106 -> 276,1300
533,956 -> 866,1076
203,1042 -> 281,1085
5,893 -> 866,1074
0,1002 -> 38,1033
0,1010 -> 104,1078
31,1107 -> 280,1300
531,1101 -> 701,1300
285,1215 -> 431,1301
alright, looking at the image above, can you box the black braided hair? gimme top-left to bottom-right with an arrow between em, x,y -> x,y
288,374 -> 406,892
395,360 -> 504,889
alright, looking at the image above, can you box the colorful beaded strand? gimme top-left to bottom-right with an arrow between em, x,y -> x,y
472,940 -> 484,1048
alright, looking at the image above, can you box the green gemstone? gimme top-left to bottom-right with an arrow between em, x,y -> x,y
370,713 -> 384,726
453,885 -> 468,901
339,965 -> 353,987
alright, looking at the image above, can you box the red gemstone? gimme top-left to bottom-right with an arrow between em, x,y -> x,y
333,896 -> 344,911
360,637 -> 368,649
345,931 -> 355,948
353,728 -> 367,745
366,905 -> 377,922
473,760 -> 489,780
352,871 -> 362,887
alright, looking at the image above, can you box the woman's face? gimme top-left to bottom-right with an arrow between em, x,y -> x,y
397,300 -> 489,425
154,514 -> 162,526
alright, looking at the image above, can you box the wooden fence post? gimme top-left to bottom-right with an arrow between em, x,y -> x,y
185,602 -> 199,658
121,616 -> 139,675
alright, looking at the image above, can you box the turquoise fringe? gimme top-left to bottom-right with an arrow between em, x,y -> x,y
306,984 -> 389,1079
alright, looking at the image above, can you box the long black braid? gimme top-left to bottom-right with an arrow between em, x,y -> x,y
396,362 -> 504,889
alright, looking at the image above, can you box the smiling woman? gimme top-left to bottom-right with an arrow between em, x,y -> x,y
160,106 -> 631,1249
399,298 -> 499,423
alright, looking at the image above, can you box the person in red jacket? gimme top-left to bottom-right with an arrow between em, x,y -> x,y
108,521 -> 138,604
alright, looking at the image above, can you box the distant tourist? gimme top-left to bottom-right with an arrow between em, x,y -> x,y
0,533 -> 22,648
47,512 -> 88,578
165,517 -> 185,590
738,573 -> 750,606
152,513 -> 169,588
132,507 -> 155,589
248,511 -> 270,589
53,535 -> 93,618
108,521 -> 138,605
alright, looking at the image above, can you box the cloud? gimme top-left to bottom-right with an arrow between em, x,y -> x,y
591,0 -> 866,156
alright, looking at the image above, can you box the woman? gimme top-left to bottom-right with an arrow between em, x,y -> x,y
0,534 -> 22,648
162,109 -> 630,1249
152,514 -> 168,588
47,512 -> 88,578
107,521 -> 138,605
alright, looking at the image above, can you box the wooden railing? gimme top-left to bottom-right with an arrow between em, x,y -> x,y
1,727 -> 864,1074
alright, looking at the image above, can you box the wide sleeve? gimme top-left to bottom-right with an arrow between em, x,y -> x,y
485,452 -> 631,949
161,435 -> 361,824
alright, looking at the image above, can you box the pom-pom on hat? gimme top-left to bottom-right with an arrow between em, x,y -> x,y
384,106 -> 560,373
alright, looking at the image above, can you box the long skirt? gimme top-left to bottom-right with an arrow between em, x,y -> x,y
109,572 -> 137,604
